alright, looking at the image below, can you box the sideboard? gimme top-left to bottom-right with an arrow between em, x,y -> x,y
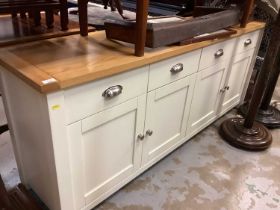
0,21 -> 265,210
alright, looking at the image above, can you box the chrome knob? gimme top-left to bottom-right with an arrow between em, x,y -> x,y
146,130 -> 153,136
244,39 -> 252,46
137,134 -> 145,141
102,85 -> 123,99
170,63 -> 184,74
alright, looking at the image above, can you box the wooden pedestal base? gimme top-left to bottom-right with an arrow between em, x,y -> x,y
239,104 -> 280,128
220,118 -> 272,151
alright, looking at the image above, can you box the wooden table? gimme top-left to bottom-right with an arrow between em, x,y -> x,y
0,21 -> 265,93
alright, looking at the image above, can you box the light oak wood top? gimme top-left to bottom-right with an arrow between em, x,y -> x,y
0,21 -> 265,93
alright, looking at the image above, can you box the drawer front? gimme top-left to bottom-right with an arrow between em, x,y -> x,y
148,49 -> 201,91
235,30 -> 260,54
199,38 -> 236,70
64,66 -> 149,124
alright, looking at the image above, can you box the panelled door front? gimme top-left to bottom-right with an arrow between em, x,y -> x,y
142,75 -> 196,166
219,49 -> 255,114
187,61 -> 228,136
67,96 -> 146,209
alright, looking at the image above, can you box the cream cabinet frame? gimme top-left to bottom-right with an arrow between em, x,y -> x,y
0,29 -> 264,210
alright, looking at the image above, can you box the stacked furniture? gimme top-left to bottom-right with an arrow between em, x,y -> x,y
77,0 -> 256,56
0,0 -> 68,30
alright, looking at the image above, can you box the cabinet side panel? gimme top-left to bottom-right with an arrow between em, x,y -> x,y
0,68 -> 61,210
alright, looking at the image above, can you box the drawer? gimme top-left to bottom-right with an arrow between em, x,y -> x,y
235,30 -> 260,54
64,66 -> 149,124
199,38 -> 236,70
148,49 -> 201,91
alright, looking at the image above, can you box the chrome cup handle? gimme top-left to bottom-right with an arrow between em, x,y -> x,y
244,39 -> 252,46
170,63 -> 184,74
215,49 -> 224,58
102,85 -> 123,98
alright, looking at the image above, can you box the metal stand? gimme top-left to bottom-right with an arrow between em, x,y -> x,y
219,9 -> 280,151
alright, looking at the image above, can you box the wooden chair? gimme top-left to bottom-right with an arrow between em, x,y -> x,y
0,0 -> 69,30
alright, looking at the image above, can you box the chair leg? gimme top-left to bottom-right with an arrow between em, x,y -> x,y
135,0 -> 149,56
240,0 -> 255,27
11,16 -> 21,36
59,0 -> 69,30
11,10 -> 17,18
114,0 -> 124,17
20,12 -> 26,19
45,9 -> 54,29
109,0 -> 116,11
195,0 -> 204,6
78,0 -> 88,36
28,11 -> 33,18
103,0 -> 109,9
33,10 -> 41,26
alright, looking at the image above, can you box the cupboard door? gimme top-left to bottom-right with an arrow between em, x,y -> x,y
187,61 -> 228,136
219,49 -> 255,114
142,75 -> 196,165
67,96 -> 146,209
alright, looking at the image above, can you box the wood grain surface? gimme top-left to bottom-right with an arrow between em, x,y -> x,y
0,21 -> 265,93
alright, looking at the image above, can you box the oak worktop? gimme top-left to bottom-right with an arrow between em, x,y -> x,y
0,21 -> 265,93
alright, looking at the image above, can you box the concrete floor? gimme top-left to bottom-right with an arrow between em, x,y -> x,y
0,81 -> 280,210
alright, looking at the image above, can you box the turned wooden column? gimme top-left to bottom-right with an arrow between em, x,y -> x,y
244,12 -> 280,129
255,56 -> 280,127
243,9 -> 280,128
135,0 -> 149,56
219,8 -> 280,151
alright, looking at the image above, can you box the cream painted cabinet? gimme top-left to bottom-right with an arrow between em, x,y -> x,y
142,74 -> 196,166
219,48 -> 255,115
67,95 -> 146,209
0,28 -> 263,210
187,61 -> 229,136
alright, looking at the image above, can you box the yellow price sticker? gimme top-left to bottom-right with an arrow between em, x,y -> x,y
52,105 -> 61,110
